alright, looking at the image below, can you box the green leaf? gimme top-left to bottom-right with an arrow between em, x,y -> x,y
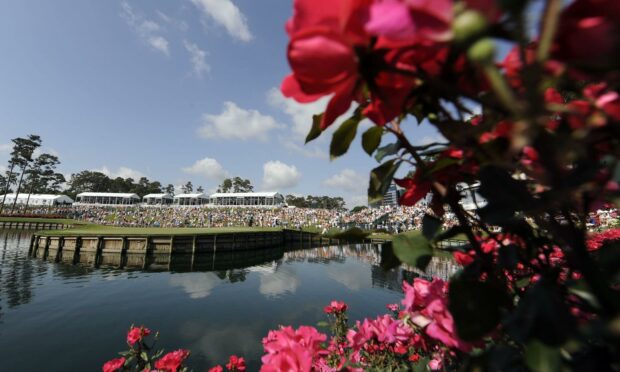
412,357 -> 430,372
374,142 -> 400,162
525,340 -> 561,372
516,277 -> 531,288
330,114 -> 361,159
316,321 -> 329,328
125,356 -> 135,366
305,114 -> 323,144
422,214 -> 442,241
361,126 -> 383,156
392,231 -> 433,270
368,160 -> 400,204
448,276 -> 508,341
140,351 -> 149,361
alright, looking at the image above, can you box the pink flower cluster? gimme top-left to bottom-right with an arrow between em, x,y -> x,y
103,357 -> 125,372
587,228 -> 620,251
260,326 -> 328,371
127,326 -> 151,346
154,349 -> 191,372
402,278 -> 473,352
324,300 -> 348,314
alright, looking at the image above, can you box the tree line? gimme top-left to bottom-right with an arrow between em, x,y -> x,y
0,135 -> 64,214
1,136 -> 349,210
285,195 -> 345,210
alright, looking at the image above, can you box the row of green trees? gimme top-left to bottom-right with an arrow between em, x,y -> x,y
0,135 -> 64,214
1,136 -> 349,209
65,171 -> 169,199
285,194 -> 345,210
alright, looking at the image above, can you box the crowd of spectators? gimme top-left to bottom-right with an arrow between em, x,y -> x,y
23,203 -> 619,233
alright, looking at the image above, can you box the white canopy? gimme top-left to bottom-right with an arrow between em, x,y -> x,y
143,193 -> 173,199
76,192 -> 139,199
209,192 -> 280,198
1,194 -> 74,205
173,193 -> 208,199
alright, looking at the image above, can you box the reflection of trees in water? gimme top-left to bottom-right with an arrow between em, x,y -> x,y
0,232 -> 38,317
284,244 -> 459,282
27,238 -> 460,296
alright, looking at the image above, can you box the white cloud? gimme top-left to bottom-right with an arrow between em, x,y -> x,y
182,157 -> 229,181
262,161 -> 301,190
280,138 -> 328,160
95,166 -> 146,180
326,264 -> 372,291
323,169 -> 366,192
0,144 -> 11,153
184,40 -> 210,78
258,266 -> 300,298
197,101 -> 283,141
190,0 -> 253,42
121,1 -> 170,55
33,147 -> 60,159
169,273 -> 222,299
267,88 -> 361,159
156,10 -> 189,31
147,36 -> 170,55
267,88 -> 331,140
323,169 -> 368,208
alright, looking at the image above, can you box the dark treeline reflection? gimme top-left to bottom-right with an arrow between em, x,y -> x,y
37,240 -> 459,290
0,232 -> 44,318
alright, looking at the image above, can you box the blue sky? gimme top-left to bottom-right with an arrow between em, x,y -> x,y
0,0 -> 442,207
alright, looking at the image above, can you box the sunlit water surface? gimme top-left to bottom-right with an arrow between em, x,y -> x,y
0,230 -> 458,371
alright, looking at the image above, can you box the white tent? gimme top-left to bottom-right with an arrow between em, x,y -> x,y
173,193 -> 209,206
208,192 -> 284,207
75,192 -> 140,205
1,194 -> 74,206
143,193 -> 173,205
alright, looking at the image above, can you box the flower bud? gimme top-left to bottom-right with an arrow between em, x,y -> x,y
453,10 -> 488,44
467,38 -> 496,64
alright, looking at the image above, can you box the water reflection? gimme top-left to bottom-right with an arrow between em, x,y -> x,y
30,239 -> 458,285
0,230 -> 461,371
0,231 -> 39,319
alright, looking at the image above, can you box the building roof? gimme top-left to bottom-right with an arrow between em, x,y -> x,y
173,193 -> 208,199
143,193 -> 173,199
2,194 -> 73,201
209,192 -> 281,198
76,192 -> 140,198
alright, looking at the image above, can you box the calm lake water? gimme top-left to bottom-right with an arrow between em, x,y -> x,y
0,230 -> 458,371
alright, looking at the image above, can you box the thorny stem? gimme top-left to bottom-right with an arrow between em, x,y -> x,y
537,0 -> 562,63
384,124 -> 483,253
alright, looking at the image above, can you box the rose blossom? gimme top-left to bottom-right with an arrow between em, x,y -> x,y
127,326 -> 151,346
102,357 -> 125,372
154,349 -> 190,372
226,355 -> 246,371
324,300 -> 348,314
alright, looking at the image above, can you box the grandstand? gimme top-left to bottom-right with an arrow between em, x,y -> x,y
75,192 -> 140,205
143,193 -> 173,205
1,194 -> 74,206
208,192 -> 285,207
173,193 -> 209,206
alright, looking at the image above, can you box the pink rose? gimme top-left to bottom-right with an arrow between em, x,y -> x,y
102,357 -> 125,372
366,0 -> 453,43
127,326 -> 151,346
324,300 -> 348,314
226,355 -> 246,371
154,349 -> 190,372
